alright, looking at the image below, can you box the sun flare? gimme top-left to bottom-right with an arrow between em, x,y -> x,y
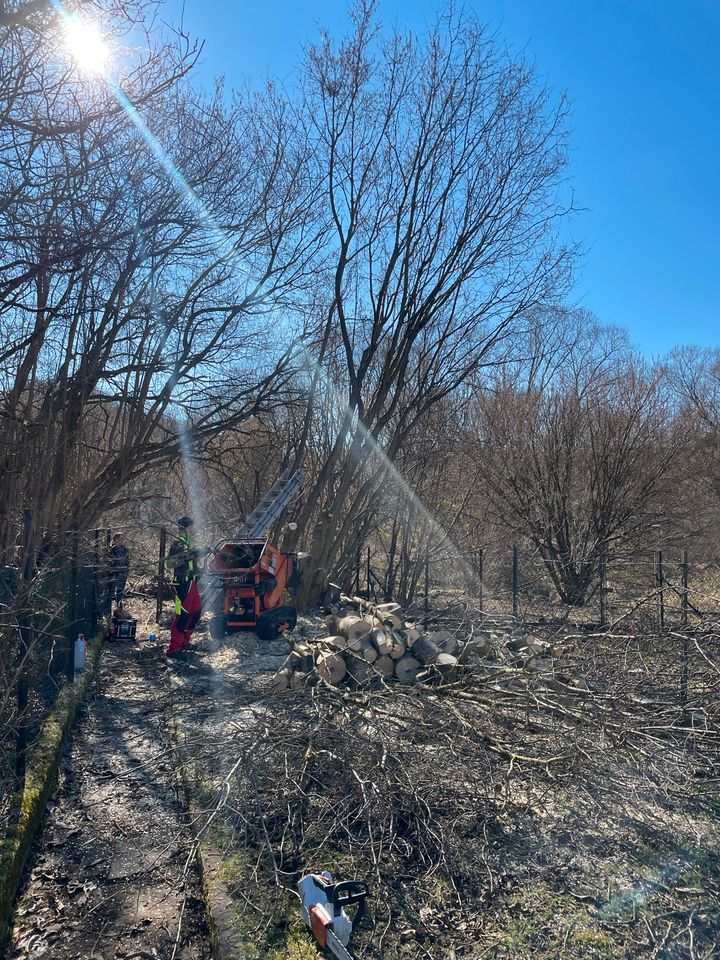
64,18 -> 110,75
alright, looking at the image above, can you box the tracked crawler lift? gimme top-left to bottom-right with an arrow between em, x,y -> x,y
203,469 -> 303,641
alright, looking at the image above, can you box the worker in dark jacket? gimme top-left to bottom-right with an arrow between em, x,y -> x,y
106,532 -> 130,608
165,517 -> 203,660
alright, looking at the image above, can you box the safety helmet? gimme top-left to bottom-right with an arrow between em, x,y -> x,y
178,516 -> 194,528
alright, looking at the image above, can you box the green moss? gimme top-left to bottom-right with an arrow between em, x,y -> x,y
0,627 -> 104,949
267,929 -> 320,959
490,881 -> 622,960
572,926 -> 616,956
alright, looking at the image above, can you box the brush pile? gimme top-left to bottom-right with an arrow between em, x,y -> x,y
271,595 -> 490,690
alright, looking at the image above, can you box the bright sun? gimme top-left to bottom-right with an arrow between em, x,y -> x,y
64,18 -> 110,75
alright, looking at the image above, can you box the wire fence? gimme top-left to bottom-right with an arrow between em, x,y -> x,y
354,542 -> 720,631
0,518 -> 115,814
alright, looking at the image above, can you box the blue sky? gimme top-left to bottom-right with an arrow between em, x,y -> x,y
162,0 -> 719,359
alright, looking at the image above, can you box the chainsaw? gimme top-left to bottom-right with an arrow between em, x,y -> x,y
298,872 -> 369,960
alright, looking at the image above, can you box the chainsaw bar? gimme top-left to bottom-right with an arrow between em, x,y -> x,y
326,929 -> 355,960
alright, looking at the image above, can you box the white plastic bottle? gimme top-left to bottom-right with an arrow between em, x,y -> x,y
74,634 -> 88,671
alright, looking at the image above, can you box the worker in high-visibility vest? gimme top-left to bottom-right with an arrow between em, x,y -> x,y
166,516 -> 203,659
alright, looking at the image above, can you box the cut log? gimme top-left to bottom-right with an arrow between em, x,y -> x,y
378,613 -> 403,629
394,655 -> 422,685
357,638 -> 378,663
457,638 -> 493,663
431,652 -> 458,678
373,655 -> 395,678
411,635 -> 441,665
338,615 -> 373,642
390,635 -> 407,660
371,627 -> 393,656
339,594 -> 404,627
291,641 -> 314,658
316,651 -> 347,685
427,629 -> 457,655
322,634 -> 349,651
405,624 -> 423,646
374,602 -> 402,617
344,653 -> 374,685
280,650 -> 313,673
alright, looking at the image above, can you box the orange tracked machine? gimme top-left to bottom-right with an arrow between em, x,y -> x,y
204,470 -> 302,641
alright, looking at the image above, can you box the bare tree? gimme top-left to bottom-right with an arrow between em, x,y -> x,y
284,1 -> 574,595
471,314 -> 689,605
0,1 -> 323,560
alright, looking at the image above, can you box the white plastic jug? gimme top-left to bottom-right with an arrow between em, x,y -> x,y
74,634 -> 88,671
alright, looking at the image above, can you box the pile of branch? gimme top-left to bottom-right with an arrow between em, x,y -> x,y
272,596 -> 472,691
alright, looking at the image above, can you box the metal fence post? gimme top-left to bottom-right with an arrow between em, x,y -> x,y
681,550 -> 689,628
512,545 -> 519,621
655,550 -> 665,629
156,527 -> 167,623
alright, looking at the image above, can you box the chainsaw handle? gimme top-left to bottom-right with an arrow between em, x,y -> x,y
327,879 -> 368,907
326,879 -> 368,933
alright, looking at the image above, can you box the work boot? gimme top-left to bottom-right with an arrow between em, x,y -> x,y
166,650 -> 189,661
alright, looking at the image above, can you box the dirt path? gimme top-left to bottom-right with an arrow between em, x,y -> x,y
5,630 -> 212,960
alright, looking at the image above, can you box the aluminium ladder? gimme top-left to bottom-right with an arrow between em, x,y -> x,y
232,468 -> 303,539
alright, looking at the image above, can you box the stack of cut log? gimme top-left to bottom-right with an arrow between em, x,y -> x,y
271,597 -> 461,691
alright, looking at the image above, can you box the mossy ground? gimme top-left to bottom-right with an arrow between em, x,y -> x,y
0,629 -> 104,949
